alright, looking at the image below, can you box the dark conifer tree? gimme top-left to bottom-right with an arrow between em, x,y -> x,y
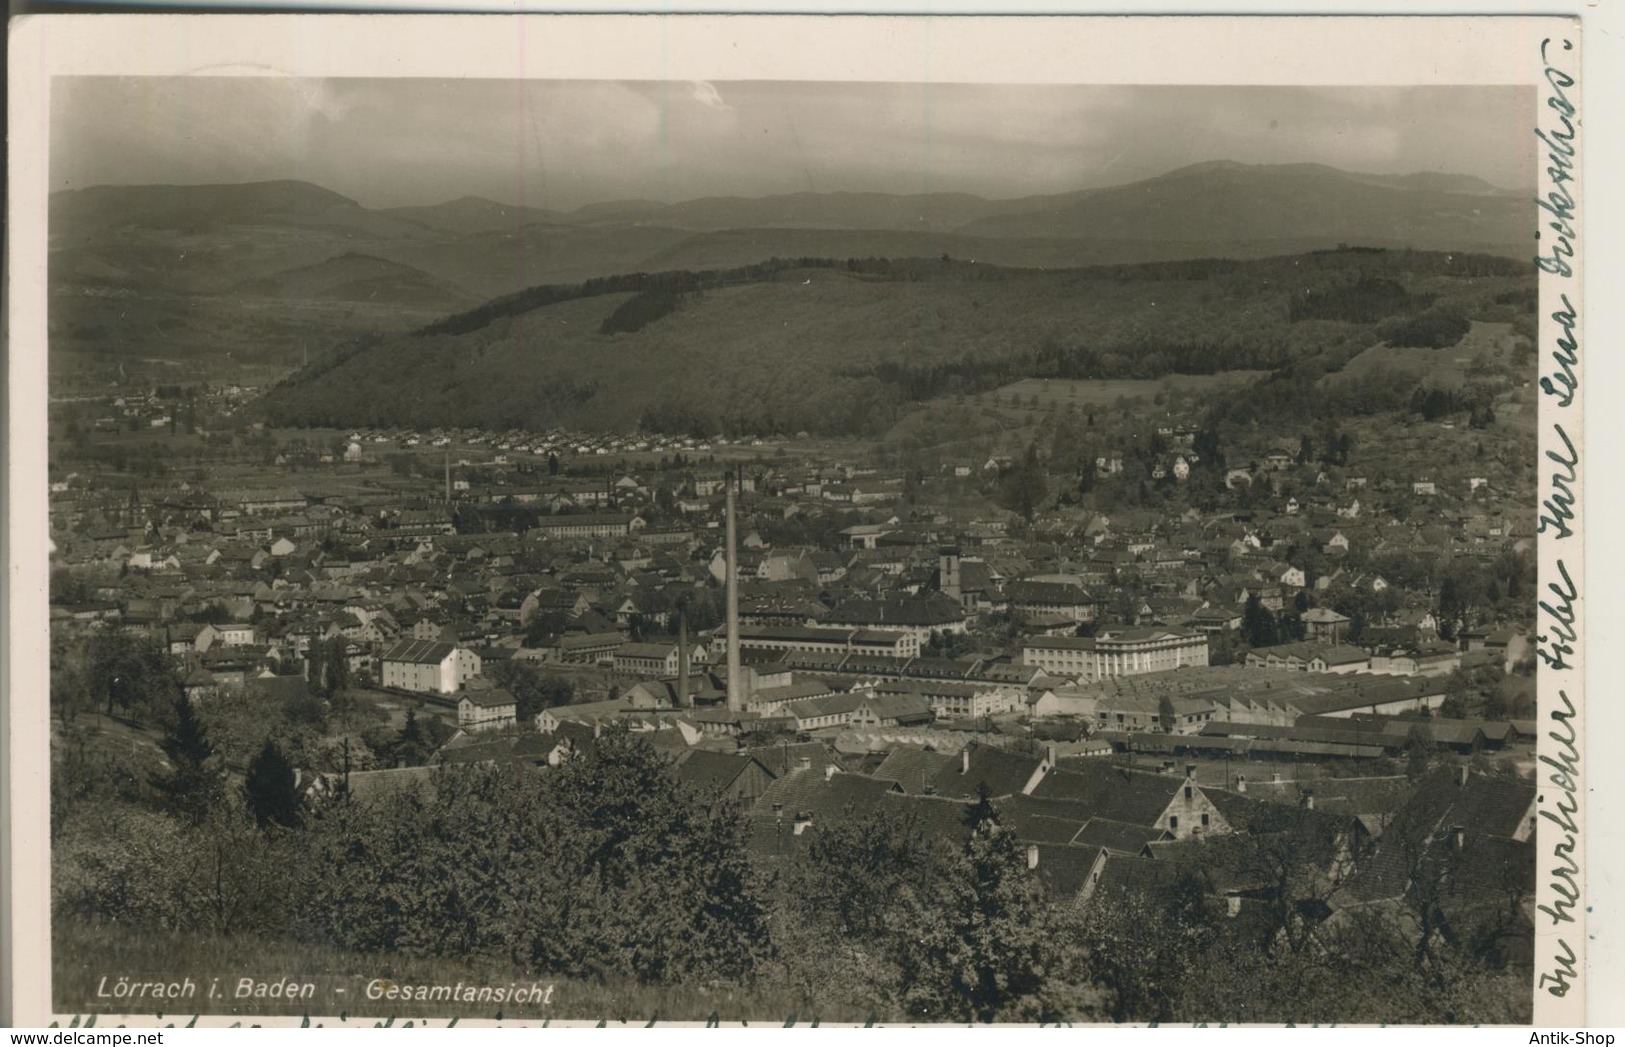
150,689 -> 224,823
243,738 -> 303,830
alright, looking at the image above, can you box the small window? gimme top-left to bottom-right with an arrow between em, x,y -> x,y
1169,816 -> 1179,830
1201,813 -> 1211,827
1184,786 -> 1193,800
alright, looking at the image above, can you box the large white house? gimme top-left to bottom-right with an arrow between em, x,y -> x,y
379,638 -> 482,694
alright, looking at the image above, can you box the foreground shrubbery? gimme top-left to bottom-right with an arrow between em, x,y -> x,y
53,728 -> 1532,1024
300,742 -> 768,986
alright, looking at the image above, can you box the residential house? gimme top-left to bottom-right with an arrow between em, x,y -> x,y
457,684 -> 519,731
215,622 -> 256,647
671,750 -> 776,806
1029,762 -> 1231,840
1303,607 -> 1352,643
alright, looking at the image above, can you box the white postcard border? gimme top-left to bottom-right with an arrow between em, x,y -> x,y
5,9 -> 1604,1029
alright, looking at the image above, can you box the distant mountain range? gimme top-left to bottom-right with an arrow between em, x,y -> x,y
49,160 -> 1533,372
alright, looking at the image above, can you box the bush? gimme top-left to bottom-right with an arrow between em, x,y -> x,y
297,728 -> 770,985
54,802 -> 295,937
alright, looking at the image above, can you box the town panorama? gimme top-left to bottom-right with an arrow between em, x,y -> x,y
46,78 -> 1541,1024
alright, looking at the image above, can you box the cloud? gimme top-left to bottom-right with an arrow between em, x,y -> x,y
689,80 -> 732,112
50,78 -> 1535,208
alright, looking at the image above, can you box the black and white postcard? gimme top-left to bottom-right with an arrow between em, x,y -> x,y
3,12 -> 1596,1028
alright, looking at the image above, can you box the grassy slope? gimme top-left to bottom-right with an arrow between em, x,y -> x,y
230,253 -> 477,310
50,291 -> 450,370
1325,320 -> 1517,389
53,712 -> 169,779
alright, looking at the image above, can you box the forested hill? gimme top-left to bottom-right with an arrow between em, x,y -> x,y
254,248 -> 1535,438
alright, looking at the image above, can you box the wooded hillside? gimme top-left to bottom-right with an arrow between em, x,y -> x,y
256,249 -> 1534,438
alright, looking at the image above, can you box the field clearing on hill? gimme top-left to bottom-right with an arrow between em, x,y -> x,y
985,371 -> 1271,408
1322,320 -> 1516,389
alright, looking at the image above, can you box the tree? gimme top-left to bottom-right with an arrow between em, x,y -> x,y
524,610 -> 572,647
1229,804 -> 1362,956
893,799 -> 1061,1021
1405,723 -> 1437,779
786,806 -> 941,942
243,738 -> 303,830
150,690 -> 226,823
1082,870 -> 1215,1021
1241,594 -> 1278,648
51,651 -> 90,726
300,727 -> 771,985
1278,608 -> 1306,642
395,708 -> 429,766
997,442 -> 1048,523
307,637 -> 355,699
50,568 -> 92,606
1437,576 -> 1463,641
87,629 -> 177,721
487,660 -> 574,723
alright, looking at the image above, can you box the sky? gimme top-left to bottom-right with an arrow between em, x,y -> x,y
50,78 -> 1536,211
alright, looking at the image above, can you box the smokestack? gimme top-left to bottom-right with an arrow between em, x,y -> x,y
726,483 -> 743,712
677,610 -> 690,710
1026,844 -> 1040,870
961,747 -> 972,775
445,450 -> 451,504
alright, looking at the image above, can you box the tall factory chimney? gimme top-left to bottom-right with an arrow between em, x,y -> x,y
677,609 -> 691,710
726,482 -> 744,712
444,450 -> 452,504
